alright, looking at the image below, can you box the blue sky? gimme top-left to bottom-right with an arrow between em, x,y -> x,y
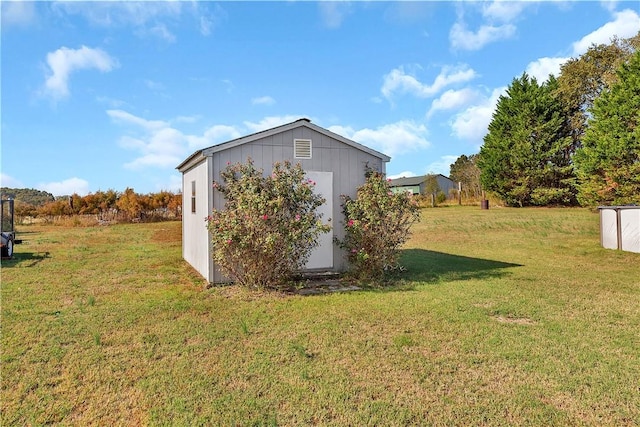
2,1 -> 639,196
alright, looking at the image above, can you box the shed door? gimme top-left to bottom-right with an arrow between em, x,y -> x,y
600,208 -> 619,250
620,209 -> 640,253
305,171 -> 333,269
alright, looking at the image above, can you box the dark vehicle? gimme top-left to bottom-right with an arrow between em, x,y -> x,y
1,199 -> 21,258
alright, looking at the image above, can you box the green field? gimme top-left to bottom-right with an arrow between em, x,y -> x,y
2,207 -> 639,426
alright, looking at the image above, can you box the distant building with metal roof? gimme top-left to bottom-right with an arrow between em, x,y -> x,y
389,174 -> 456,196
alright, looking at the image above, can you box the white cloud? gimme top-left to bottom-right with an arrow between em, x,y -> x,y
200,16 -> 213,36
52,2 -> 182,28
118,135 -> 146,151
243,115 -> 303,133
38,177 -> 90,197
1,1 -> 36,27
451,87 -> 506,142
0,173 -> 24,188
198,4 -> 227,36
42,46 -> 118,100
381,65 -> 477,101
427,88 -> 479,118
124,127 -> 185,170
318,2 -> 352,29
109,110 -> 243,170
450,21 -> 516,51
144,79 -> 165,91
141,23 -> 176,43
384,2 -> 435,25
156,174 -> 183,193
329,121 -> 430,157
174,115 -> 201,124
109,111 -> 186,170
252,96 -> 276,106
425,155 -> 459,176
125,153 -> 183,170
572,9 -> 640,55
187,125 -> 242,150
202,125 -> 242,144
524,8 -> 639,83
447,0 -> 533,52
52,1 -> 224,40
526,56 -> 570,82
387,171 -> 418,180
107,109 -> 168,131
481,1 -> 531,22
600,1 -> 619,13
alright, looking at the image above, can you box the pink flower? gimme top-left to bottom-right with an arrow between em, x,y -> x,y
387,178 -> 392,182
351,249 -> 357,253
295,214 -> 301,221
226,161 -> 231,166
347,219 -> 354,227
262,214 -> 268,220
226,239 -> 232,244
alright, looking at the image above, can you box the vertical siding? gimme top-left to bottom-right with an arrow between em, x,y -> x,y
620,208 -> 640,253
182,159 -> 211,282
192,127 -> 385,282
436,175 -> 456,197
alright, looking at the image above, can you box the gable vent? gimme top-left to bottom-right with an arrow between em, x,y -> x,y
294,139 -> 312,159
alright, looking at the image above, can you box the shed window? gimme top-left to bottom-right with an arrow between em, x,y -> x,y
191,181 -> 196,213
294,139 -> 312,159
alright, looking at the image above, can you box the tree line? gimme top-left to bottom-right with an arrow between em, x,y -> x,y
1,187 -> 182,222
449,33 -> 640,207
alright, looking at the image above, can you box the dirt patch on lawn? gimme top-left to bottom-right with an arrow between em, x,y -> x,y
294,272 -> 361,296
492,315 -> 537,325
297,280 -> 361,295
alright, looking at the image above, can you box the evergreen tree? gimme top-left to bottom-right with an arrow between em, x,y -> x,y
478,74 -> 576,206
574,51 -> 640,206
556,33 -> 639,154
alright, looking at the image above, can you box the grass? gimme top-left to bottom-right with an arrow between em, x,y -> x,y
1,207 -> 639,426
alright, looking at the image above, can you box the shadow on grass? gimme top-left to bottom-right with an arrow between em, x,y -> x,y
14,230 -> 41,235
398,249 -> 522,284
324,250 -> 523,295
1,251 -> 50,268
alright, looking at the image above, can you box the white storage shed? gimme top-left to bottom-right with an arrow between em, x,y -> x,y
598,206 -> 640,253
176,118 -> 390,284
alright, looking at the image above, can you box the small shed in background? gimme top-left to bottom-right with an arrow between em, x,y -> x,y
598,206 -> 640,253
176,118 -> 390,284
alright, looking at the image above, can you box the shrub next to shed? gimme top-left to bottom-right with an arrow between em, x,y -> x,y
336,168 -> 420,282
206,160 -> 330,289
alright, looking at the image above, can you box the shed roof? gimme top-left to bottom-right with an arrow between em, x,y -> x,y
389,176 -> 424,187
177,118 -> 391,172
389,174 -> 453,187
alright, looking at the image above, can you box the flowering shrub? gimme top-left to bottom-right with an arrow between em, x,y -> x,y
336,168 -> 420,281
206,160 -> 330,289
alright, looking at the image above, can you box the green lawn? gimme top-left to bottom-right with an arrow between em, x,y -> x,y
2,207 -> 639,426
